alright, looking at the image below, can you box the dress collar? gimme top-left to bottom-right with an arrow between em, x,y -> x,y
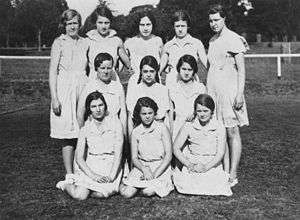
86,29 -> 117,41
170,34 -> 194,47
192,118 -> 218,131
136,120 -> 159,135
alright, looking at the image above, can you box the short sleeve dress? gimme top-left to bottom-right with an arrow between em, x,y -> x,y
124,35 -> 163,93
84,79 -> 124,118
169,81 -> 206,140
173,119 -> 233,196
122,121 -> 174,197
50,34 -> 88,139
74,116 -> 123,195
163,34 -> 207,89
207,27 -> 249,127
86,29 -> 122,81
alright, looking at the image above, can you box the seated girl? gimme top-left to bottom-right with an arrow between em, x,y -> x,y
172,94 -> 232,196
120,97 -> 173,198
56,91 -> 123,200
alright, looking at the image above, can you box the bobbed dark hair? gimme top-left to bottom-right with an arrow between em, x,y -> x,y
137,55 -> 160,84
176,54 -> 198,75
58,9 -> 82,34
135,10 -> 156,34
208,4 -> 227,18
84,91 -> 108,121
90,5 -> 113,25
194,94 -> 215,115
132,97 -> 158,127
172,10 -> 191,28
94,52 -> 114,71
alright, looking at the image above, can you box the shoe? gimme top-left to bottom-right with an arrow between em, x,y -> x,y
56,180 -> 69,191
229,178 -> 238,187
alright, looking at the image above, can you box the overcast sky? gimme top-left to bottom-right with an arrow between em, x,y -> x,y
66,0 -> 160,22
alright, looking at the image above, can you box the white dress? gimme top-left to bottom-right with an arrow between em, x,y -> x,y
74,117 -> 123,195
173,119 -> 233,196
122,121 -> 173,197
50,34 -> 88,139
169,81 -> 206,140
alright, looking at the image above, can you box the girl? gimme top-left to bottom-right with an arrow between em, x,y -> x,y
120,97 -> 173,198
158,10 -> 207,89
77,53 -> 127,136
125,10 -> 163,93
169,54 -> 206,140
85,5 -> 132,80
126,56 -> 173,136
56,91 -> 123,199
49,9 -> 88,182
172,94 -> 232,196
207,4 -> 249,186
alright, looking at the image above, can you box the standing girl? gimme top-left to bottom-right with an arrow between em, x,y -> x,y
126,56 -> 172,136
120,97 -> 173,198
49,9 -> 88,182
172,94 -> 232,196
125,10 -> 163,93
85,5 -> 131,80
158,10 -> 207,88
169,54 -> 206,140
207,4 -> 249,186
77,53 -> 127,135
56,91 -> 123,199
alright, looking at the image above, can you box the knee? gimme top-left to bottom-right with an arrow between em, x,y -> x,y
227,127 -> 240,138
119,184 -> 137,198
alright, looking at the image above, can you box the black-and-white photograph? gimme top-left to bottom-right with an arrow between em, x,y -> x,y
0,0 -> 299,219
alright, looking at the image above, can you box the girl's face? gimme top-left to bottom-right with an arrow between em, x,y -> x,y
209,12 -> 225,33
96,60 -> 113,83
139,16 -> 153,38
141,64 -> 156,85
174,20 -> 188,39
195,104 -> 212,125
65,16 -> 80,37
179,62 -> 194,82
140,106 -> 155,127
90,98 -> 106,121
96,15 -> 111,36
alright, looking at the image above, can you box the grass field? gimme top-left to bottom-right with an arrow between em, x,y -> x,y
0,58 -> 299,219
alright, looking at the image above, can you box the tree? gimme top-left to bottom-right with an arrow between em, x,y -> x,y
15,0 -> 67,50
0,0 -> 17,47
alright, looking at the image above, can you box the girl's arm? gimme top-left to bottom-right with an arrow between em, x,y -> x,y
77,86 -> 89,128
153,125 -> 172,178
119,85 -> 127,136
158,48 -> 169,76
197,41 -> 208,68
234,53 -> 246,109
131,131 -> 153,179
118,43 -> 132,71
202,125 -> 226,171
173,123 -> 195,169
49,39 -> 61,116
108,119 -> 124,181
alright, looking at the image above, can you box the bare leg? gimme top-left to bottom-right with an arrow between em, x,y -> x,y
223,142 -> 230,173
62,145 -> 75,174
119,184 -> 138,198
64,184 -> 90,201
226,126 -> 242,180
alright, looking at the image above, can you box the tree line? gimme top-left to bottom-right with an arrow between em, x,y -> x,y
0,0 -> 299,49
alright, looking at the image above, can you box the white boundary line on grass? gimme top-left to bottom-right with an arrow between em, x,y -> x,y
1,54 -> 300,78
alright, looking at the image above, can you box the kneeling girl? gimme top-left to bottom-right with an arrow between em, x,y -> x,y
173,94 -> 232,196
57,91 -> 123,200
120,97 -> 173,198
